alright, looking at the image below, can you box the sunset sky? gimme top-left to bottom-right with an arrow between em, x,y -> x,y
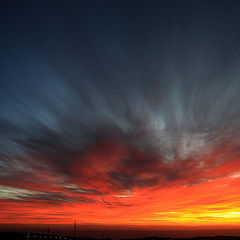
1,0 -> 240,234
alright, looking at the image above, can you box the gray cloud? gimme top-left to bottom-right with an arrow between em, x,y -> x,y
1,1 -> 240,200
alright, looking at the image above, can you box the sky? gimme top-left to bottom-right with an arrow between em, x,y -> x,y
1,0 -> 240,233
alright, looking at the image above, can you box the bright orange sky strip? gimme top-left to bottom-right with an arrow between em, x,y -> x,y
1,141 -> 240,228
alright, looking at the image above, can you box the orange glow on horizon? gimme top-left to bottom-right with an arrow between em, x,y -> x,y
1,175 -> 240,227
1,141 -> 240,229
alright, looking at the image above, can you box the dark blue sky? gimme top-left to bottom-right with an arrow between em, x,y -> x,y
0,0 -> 240,212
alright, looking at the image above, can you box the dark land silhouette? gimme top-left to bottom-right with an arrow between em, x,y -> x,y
1,232 -> 240,240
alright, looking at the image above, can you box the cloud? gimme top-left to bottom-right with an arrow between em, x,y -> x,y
1,1 -> 240,225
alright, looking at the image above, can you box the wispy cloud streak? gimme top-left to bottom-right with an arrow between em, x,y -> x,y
0,0 -> 240,225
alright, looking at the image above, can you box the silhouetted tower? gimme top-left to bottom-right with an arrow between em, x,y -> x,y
47,228 -> 50,240
74,220 -> 77,239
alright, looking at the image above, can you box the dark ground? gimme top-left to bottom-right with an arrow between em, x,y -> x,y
1,232 -> 240,240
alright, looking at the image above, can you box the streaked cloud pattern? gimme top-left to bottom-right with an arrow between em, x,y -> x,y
1,1 -> 240,227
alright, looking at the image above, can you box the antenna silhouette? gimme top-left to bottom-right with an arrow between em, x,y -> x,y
74,220 -> 77,239
47,228 -> 50,240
